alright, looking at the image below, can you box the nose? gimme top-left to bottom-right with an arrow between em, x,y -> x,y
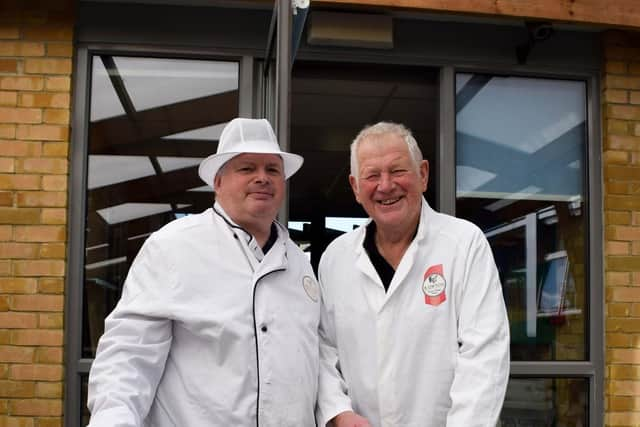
254,167 -> 271,184
377,172 -> 394,192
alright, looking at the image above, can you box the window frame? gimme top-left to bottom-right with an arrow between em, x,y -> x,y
441,67 -> 603,426
64,44 -> 257,425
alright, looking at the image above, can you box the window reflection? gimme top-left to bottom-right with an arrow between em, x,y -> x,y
500,378 -> 587,426
455,73 -> 587,361
82,55 -> 239,357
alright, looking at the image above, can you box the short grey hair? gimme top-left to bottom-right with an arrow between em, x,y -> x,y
350,122 -> 423,181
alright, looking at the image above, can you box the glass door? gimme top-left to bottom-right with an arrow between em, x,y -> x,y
288,61 -> 439,270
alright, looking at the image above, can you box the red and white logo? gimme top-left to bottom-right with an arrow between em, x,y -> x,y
422,264 -> 446,306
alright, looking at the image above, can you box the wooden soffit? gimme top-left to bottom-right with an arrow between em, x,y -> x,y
316,0 -> 640,30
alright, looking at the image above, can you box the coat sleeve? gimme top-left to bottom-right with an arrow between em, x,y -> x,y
446,228 -> 510,426
316,251 -> 354,427
86,235 -> 176,427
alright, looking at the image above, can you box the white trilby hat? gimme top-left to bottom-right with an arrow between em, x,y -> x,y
198,118 -> 304,187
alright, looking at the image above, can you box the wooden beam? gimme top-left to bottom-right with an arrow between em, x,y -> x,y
316,0 -> 640,29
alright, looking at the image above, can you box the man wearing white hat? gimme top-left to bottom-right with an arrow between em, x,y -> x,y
87,118 -> 320,427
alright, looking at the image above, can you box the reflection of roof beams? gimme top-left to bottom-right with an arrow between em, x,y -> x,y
93,138 -> 217,157
455,74 -> 491,113
88,166 -> 202,211
457,122 -> 584,195
89,90 -> 239,153
101,55 -> 137,119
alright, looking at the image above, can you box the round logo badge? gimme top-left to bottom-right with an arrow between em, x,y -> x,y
423,273 -> 446,297
302,275 -> 319,302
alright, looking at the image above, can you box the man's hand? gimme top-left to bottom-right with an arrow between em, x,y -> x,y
332,410 -> 372,427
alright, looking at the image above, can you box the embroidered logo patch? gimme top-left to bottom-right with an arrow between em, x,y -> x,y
302,275 -> 319,302
422,264 -> 446,306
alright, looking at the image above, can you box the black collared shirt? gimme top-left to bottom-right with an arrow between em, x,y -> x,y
363,221 -> 395,292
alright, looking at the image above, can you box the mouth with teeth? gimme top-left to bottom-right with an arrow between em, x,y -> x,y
377,197 -> 401,206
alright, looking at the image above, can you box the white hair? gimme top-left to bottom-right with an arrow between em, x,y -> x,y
350,122 -> 423,182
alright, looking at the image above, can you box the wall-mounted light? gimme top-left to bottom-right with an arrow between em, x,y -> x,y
307,10 -> 393,49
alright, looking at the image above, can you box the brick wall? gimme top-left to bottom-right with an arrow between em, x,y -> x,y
0,0 -> 74,426
603,30 -> 640,427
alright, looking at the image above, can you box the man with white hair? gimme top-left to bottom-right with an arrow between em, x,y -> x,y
87,118 -> 320,427
316,122 -> 510,427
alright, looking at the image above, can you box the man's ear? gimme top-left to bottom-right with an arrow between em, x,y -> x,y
349,175 -> 361,204
420,159 -> 429,192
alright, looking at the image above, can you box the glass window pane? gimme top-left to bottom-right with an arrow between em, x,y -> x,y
455,74 -> 587,361
500,378 -> 588,426
289,61 -> 438,270
82,55 -> 239,358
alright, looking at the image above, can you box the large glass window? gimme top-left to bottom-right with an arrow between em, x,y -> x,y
455,73 -> 587,362
77,55 -> 240,422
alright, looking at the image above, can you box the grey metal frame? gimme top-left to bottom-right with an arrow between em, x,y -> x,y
64,44 -> 257,427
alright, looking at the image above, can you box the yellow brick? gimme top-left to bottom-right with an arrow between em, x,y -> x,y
23,25 -> 73,42
16,191 -> 66,207
0,124 -> 16,138
0,41 -> 45,57
0,380 -> 35,398
35,347 -> 62,364
0,260 -> 11,275
10,330 -> 62,346
607,211 -> 631,225
35,381 -> 62,398
607,60 -> 629,74
0,158 -> 14,173
630,62 -> 640,75
0,107 -> 42,124
8,399 -> 62,417
16,124 -> 69,142
42,109 -> 69,125
9,364 -> 63,382
44,76 -> 69,92
606,134 -> 640,150
610,286 -> 640,302
608,256 -> 640,271
37,278 -> 63,294
41,142 -> 68,157
0,312 -> 38,329
607,104 -> 640,120
46,43 -> 72,58
607,271 -> 631,286
0,208 -> 40,225
0,242 -> 38,259
0,76 -> 44,91
40,176 -> 65,192
0,141 -> 41,157
38,243 -> 65,259
0,27 -> 20,39
0,225 -> 11,240
607,118 -> 630,135
607,225 -> 640,241
604,150 -> 630,164
40,209 -> 65,225
37,418 -> 63,427
24,58 -> 71,75
631,91 -> 640,105
607,241 -> 630,255
606,75 -> 640,90
13,260 -> 65,277
0,278 -> 37,294
0,191 -> 11,206
0,59 -> 18,74
14,226 -> 65,242
18,93 -> 69,108
606,89 -> 628,103
0,345 -> 35,363
0,91 -> 17,106
38,313 -> 63,329
606,195 -> 640,211
16,158 -> 67,174
0,174 -> 40,191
